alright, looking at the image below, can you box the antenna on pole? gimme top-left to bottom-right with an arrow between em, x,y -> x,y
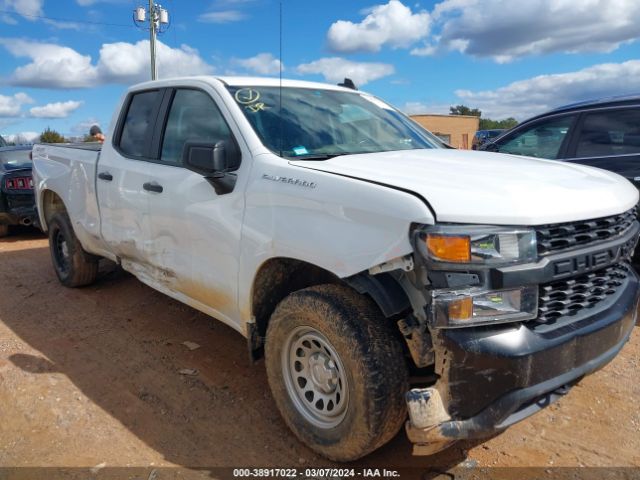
134,2 -> 170,81
278,0 -> 283,157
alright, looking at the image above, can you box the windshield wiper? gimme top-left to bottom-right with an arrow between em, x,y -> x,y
287,153 -> 350,161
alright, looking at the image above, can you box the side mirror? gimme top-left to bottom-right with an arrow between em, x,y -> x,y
184,140 -> 240,173
183,140 -> 241,194
482,141 -> 499,152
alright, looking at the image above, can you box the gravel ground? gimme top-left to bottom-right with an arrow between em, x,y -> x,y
0,230 -> 638,476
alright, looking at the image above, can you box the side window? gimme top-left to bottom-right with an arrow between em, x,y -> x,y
575,109 -> 640,158
498,115 -> 575,159
119,90 -> 161,157
161,89 -> 232,165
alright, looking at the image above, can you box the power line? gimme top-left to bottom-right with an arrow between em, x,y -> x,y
0,9 -> 135,28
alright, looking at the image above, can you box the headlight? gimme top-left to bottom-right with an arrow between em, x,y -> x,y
418,225 -> 537,265
432,286 -> 538,328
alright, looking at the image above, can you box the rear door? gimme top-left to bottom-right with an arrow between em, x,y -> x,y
97,88 -> 167,270
563,107 -> 640,189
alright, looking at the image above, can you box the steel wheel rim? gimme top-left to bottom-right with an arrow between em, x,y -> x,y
53,229 -> 70,274
281,325 -> 349,429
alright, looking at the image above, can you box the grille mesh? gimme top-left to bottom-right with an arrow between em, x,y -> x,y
536,263 -> 630,324
536,208 -> 636,255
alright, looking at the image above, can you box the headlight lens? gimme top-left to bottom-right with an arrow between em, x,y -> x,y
420,226 -> 537,265
432,286 -> 538,328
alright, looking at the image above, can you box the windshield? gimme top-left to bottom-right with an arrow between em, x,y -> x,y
0,135 -> 6,147
0,149 -> 32,169
227,86 -> 443,158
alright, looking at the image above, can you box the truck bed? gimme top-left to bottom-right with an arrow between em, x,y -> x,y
32,142 -> 108,257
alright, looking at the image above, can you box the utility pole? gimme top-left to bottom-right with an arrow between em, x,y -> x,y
149,0 -> 157,80
134,3 -> 170,81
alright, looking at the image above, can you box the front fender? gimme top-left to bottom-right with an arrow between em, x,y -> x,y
238,154 -> 435,323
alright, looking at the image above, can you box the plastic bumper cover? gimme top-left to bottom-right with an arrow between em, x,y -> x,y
406,267 -> 639,455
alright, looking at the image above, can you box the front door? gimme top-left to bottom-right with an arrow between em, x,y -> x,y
141,87 -> 246,327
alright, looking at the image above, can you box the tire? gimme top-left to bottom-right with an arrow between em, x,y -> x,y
265,284 -> 409,461
48,212 -> 98,287
0,224 -> 8,238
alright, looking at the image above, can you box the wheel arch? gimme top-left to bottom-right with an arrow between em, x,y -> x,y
248,256 -> 413,361
39,189 -> 67,232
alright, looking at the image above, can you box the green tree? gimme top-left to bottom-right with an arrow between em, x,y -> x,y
479,117 -> 519,130
449,104 -> 519,131
449,105 -> 481,117
39,127 -> 66,143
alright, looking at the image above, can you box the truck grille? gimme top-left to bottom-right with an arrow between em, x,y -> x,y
536,263 -> 630,325
536,208 -> 636,256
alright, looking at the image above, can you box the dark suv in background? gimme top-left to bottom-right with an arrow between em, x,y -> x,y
481,95 -> 640,189
471,129 -> 505,150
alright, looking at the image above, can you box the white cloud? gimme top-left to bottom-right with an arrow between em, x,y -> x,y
76,0 -> 130,5
327,0 -> 430,53
198,10 -> 247,23
412,0 -> 640,62
233,53 -> 283,75
96,40 -> 214,84
30,100 -> 83,118
0,38 -> 213,89
0,39 -> 98,88
3,131 -> 39,144
453,60 -> 640,119
1,14 -> 18,24
402,101 -> 450,115
1,0 -> 43,18
0,92 -> 34,117
296,57 -> 395,86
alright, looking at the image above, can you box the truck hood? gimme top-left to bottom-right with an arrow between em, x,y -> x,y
290,149 -> 639,225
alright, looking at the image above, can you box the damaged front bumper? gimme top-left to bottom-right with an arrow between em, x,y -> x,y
404,266 -> 639,455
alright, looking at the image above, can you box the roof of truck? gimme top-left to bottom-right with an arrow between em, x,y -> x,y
131,76 -> 361,93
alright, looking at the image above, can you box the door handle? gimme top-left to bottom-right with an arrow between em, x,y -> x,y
98,171 -> 113,182
143,181 -> 163,193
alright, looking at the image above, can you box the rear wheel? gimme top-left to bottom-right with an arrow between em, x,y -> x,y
48,212 -> 98,287
0,224 -> 8,238
265,284 -> 408,461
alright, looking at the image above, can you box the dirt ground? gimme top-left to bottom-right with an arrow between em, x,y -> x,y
0,230 -> 639,474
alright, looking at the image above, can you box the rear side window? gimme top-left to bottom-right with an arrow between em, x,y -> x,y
575,109 -> 640,158
119,90 -> 161,157
160,89 -> 232,165
498,115 -> 575,159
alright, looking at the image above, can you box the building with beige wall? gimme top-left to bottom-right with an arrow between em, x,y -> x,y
410,114 -> 480,149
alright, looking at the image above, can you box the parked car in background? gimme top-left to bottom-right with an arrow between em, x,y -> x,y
480,95 -> 640,189
0,145 -> 38,236
471,129 -> 505,150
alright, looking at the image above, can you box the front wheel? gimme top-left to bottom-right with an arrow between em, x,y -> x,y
265,284 -> 409,461
48,212 -> 98,287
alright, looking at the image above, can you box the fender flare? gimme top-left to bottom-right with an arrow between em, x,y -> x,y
344,271 -> 412,319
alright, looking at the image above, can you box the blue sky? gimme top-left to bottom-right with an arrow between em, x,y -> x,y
1,0 -> 639,142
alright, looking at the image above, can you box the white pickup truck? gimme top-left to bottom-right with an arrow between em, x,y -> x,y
32,76 -> 640,461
